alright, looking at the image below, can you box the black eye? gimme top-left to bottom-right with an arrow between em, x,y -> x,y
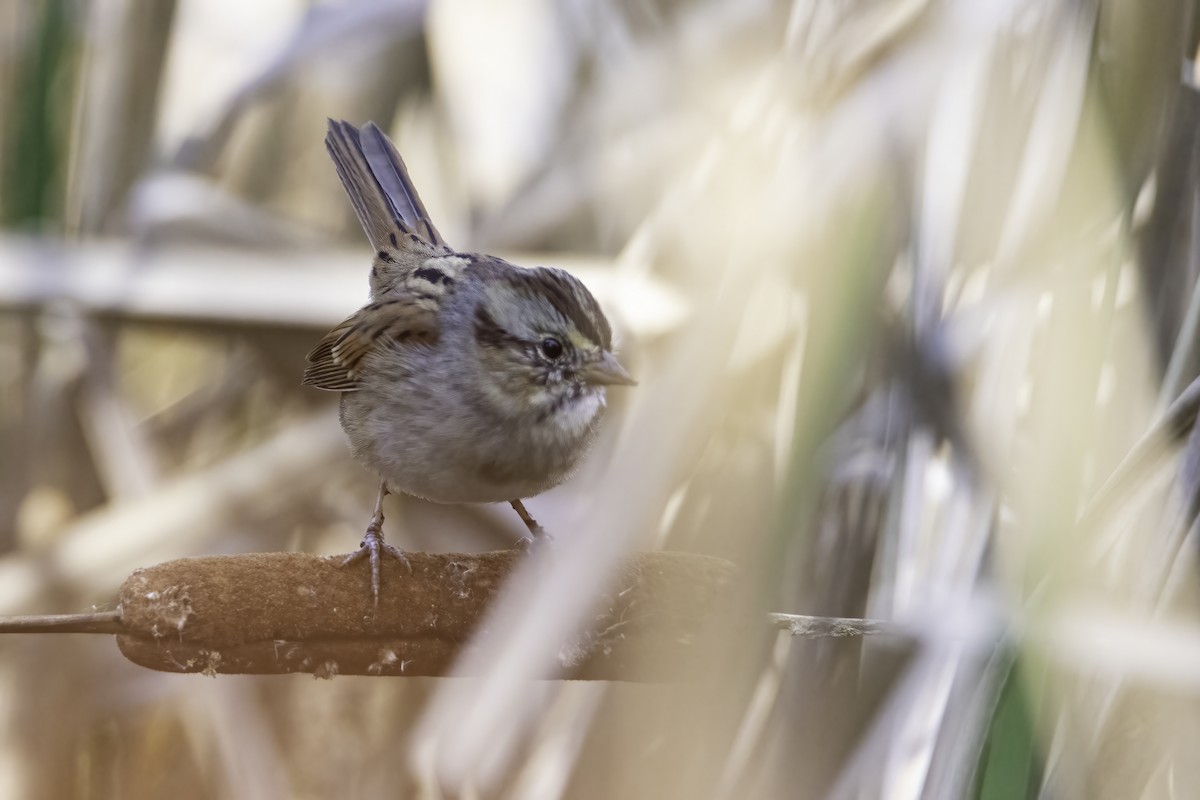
539,337 -> 564,359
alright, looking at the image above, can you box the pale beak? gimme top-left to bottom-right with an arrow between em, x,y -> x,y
579,351 -> 636,386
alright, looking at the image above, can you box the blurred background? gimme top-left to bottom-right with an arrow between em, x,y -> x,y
3,0 -> 1200,798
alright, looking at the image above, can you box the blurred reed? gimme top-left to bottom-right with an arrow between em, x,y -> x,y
1,0 -> 1199,799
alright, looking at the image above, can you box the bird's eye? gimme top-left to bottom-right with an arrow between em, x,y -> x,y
539,337 -> 564,360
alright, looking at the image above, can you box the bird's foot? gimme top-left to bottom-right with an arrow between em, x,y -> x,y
341,520 -> 412,609
513,526 -> 554,552
509,499 -> 555,552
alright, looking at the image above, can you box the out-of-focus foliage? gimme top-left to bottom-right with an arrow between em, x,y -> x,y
2,1 -> 1200,798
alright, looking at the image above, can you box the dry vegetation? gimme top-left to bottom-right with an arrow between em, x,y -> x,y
2,0 -> 1200,798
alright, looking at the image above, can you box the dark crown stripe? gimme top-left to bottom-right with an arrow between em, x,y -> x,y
474,305 -> 519,348
509,268 -> 611,349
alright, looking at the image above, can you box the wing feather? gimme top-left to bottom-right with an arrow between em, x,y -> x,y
302,297 -> 438,391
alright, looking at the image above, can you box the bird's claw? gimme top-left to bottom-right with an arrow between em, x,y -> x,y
513,528 -> 553,552
341,523 -> 411,609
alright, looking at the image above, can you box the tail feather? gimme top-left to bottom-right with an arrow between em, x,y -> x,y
325,119 -> 447,252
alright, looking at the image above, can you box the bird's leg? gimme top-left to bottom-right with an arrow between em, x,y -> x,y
342,480 -> 411,608
509,499 -> 552,550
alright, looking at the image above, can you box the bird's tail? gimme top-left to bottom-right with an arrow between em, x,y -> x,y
325,119 -> 447,252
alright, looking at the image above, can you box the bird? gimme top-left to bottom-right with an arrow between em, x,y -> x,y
304,119 -> 635,605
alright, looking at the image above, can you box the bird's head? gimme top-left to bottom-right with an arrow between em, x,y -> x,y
472,266 -> 634,430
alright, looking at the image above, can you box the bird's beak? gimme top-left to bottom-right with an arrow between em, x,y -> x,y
579,352 -> 637,386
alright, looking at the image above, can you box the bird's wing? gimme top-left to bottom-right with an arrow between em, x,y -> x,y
302,295 -> 439,392
325,119 -> 449,255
